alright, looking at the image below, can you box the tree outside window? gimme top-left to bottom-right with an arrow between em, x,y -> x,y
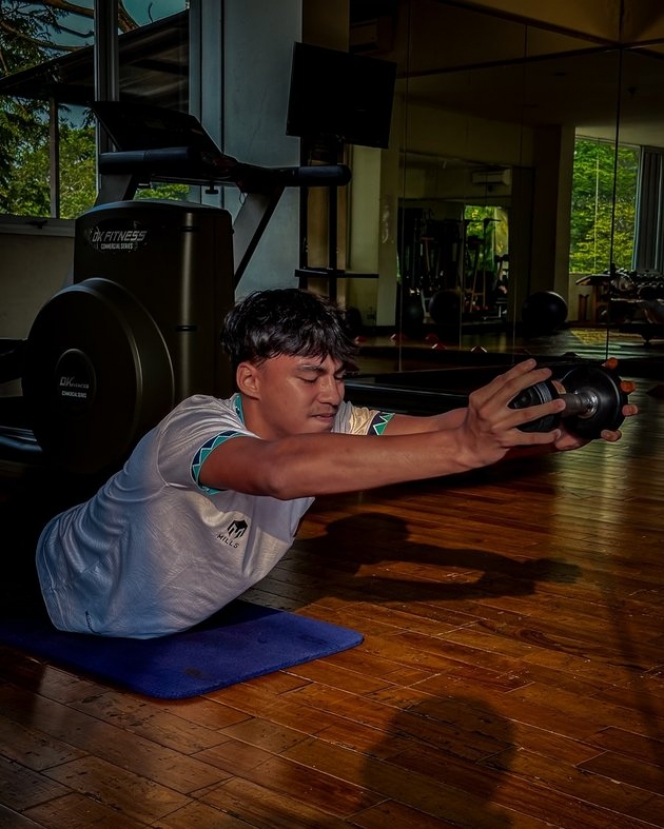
569,136 -> 639,276
0,1 -> 188,219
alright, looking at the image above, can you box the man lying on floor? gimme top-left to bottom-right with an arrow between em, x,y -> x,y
33,288 -> 637,638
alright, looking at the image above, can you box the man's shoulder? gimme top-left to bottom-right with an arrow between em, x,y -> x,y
159,394 -> 243,437
171,393 -> 238,417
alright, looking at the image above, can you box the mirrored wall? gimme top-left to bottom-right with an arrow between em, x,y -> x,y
348,0 -> 664,365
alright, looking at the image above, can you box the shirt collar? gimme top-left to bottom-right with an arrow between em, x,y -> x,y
232,393 -> 245,424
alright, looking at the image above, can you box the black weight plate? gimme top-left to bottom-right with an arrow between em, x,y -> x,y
560,365 -> 626,439
510,379 -> 561,432
22,277 -> 174,475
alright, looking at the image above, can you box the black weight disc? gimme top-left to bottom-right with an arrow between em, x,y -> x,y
560,365 -> 626,439
22,277 -> 174,475
510,379 -> 561,432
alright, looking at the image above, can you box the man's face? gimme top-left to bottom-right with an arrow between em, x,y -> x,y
239,353 -> 346,438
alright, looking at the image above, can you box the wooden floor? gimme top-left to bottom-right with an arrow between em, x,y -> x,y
2,341 -> 664,827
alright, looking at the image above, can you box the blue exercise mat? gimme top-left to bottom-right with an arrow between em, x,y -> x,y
0,600 -> 363,699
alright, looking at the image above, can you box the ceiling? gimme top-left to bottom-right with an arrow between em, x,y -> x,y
3,2 -> 664,149
351,0 -> 664,148
397,47 -> 664,147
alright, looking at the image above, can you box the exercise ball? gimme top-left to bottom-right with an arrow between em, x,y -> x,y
521,290 -> 568,335
400,293 -> 425,338
428,288 -> 462,326
343,306 -> 363,338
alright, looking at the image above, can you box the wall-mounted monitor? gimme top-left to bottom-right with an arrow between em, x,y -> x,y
286,42 -> 397,150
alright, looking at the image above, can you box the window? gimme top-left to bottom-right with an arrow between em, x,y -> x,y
0,1 -> 188,219
569,136 -> 640,275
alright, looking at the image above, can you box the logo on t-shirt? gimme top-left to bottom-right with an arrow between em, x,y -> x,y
217,518 -> 248,548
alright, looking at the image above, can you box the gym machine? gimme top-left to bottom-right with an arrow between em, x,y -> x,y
0,101 -> 351,477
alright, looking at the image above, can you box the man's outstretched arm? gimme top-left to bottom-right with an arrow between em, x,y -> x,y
199,359 -> 632,499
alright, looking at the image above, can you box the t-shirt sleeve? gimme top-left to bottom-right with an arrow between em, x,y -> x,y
155,396 -> 251,489
335,401 -> 394,435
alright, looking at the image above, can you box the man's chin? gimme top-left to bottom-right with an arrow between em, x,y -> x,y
309,416 -> 335,432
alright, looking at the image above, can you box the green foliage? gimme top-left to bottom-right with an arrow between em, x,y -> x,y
0,98 -> 50,214
569,138 -> 639,274
0,2 -> 95,217
59,120 -> 97,218
136,183 -> 192,202
0,1 -> 140,219
0,102 -> 98,217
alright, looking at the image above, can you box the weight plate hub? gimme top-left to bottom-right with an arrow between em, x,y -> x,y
22,277 -> 175,475
560,365 -> 626,439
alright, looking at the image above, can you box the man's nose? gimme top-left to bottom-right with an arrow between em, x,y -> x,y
319,375 -> 343,403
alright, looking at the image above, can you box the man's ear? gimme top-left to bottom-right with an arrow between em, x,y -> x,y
236,361 -> 260,398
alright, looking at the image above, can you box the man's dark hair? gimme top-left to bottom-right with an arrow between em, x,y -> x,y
221,288 -> 358,372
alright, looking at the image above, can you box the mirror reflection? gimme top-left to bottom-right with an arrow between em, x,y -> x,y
607,44 -> 664,349
341,0 -> 664,415
389,2 -> 622,360
339,1 -> 662,387
2,1 -> 664,407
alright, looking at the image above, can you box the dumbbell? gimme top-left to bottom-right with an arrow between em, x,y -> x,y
510,364 -> 629,439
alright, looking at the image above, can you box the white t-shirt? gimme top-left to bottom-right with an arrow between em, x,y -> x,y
36,394 -> 393,638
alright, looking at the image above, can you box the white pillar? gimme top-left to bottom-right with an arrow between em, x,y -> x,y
191,0 -> 303,297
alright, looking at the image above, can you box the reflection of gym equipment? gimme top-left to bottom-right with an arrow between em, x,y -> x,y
398,210 -> 461,298
397,209 -> 464,323
397,207 -> 509,335
493,253 -> 509,317
0,101 -> 351,476
399,289 -> 426,339
509,364 -> 628,439
575,265 -> 664,337
462,215 -> 503,315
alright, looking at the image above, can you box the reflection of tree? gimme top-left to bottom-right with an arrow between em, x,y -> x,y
570,138 -> 639,274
